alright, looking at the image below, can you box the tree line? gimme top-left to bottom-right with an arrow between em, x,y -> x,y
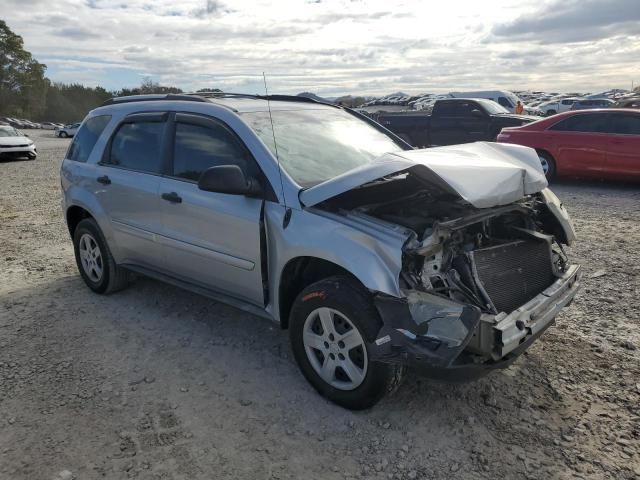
0,20 -> 218,123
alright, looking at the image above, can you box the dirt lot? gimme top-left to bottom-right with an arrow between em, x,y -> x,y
1,129 -> 639,480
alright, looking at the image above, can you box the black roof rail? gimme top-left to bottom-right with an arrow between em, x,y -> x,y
100,94 -> 208,107
99,92 -> 339,109
185,92 -> 338,107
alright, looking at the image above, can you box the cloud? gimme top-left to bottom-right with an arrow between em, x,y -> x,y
1,0 -> 637,95
492,0 -> 640,43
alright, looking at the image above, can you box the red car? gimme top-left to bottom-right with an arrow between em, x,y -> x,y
496,109 -> 640,181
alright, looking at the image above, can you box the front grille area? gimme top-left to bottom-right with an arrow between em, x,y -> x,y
470,240 -> 555,313
0,144 -> 29,148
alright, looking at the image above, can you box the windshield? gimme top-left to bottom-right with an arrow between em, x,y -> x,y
0,127 -> 19,137
241,108 -> 404,187
477,99 -> 510,115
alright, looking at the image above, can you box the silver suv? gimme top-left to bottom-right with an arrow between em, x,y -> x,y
61,93 -> 581,409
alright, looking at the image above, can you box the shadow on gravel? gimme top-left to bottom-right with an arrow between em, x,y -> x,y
1,272 -> 564,416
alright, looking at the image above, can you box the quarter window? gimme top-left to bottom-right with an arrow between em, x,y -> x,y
66,115 -> 111,163
549,114 -> 608,133
107,121 -> 165,173
172,121 -> 255,181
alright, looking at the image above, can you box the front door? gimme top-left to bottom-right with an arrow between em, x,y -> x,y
546,112 -> 608,178
158,112 -> 266,306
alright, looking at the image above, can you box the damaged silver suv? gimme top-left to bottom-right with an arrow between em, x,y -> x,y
61,93 -> 581,409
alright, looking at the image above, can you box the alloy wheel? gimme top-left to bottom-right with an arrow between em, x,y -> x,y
538,154 -> 550,175
78,233 -> 104,282
302,307 -> 368,391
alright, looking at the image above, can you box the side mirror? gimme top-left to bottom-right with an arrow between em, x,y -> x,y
471,109 -> 484,118
197,165 -> 262,197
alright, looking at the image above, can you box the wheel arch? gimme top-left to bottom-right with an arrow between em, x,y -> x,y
66,205 -> 94,238
278,256 -> 366,330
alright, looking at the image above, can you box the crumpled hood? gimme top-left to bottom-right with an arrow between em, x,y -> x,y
0,135 -> 31,146
299,142 -> 548,209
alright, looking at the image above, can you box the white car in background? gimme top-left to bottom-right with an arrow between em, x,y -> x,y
0,125 -> 37,160
537,98 -> 579,116
56,123 -> 81,138
41,122 -> 61,130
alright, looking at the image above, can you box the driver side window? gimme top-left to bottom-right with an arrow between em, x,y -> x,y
172,119 -> 255,181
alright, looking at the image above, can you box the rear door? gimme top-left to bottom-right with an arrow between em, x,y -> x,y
546,113 -> 608,177
95,112 -> 168,269
158,112 -> 267,306
430,101 -> 461,146
606,112 -> 640,180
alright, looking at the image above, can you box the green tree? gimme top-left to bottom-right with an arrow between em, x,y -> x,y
0,19 -> 48,118
43,83 -> 111,123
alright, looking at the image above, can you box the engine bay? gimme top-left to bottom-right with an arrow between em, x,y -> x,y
320,174 -> 571,315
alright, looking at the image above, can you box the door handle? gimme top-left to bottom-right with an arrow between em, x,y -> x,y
161,192 -> 182,204
97,175 -> 111,185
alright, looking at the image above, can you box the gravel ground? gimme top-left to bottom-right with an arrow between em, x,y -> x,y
1,130 -> 639,480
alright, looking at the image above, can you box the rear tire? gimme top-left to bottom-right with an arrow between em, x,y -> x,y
59,131 -> 68,138
537,151 -> 556,181
289,275 -> 405,410
73,218 -> 130,294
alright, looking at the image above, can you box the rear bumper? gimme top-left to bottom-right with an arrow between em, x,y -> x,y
371,264 -> 581,377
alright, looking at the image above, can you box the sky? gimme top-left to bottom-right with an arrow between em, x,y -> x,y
3,0 -> 639,96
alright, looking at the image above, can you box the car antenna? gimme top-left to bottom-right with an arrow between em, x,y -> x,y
262,72 -> 287,210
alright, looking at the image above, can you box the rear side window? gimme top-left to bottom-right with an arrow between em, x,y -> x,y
456,102 -> 477,116
549,114 -> 608,133
435,102 -> 456,115
172,121 -> 255,181
106,121 -> 164,174
497,97 -> 512,108
609,114 -> 640,135
66,115 -> 111,162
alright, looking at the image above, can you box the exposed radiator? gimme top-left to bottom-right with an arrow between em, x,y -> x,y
469,240 -> 555,313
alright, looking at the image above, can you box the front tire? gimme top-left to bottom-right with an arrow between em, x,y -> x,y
59,131 -> 68,138
73,218 -> 130,294
289,276 -> 405,410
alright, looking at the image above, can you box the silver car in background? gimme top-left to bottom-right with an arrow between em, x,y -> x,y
57,122 -> 80,137
61,94 -> 581,409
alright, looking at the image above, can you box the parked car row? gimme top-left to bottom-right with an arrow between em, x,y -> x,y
531,97 -> 627,117
0,117 -> 66,130
368,94 -> 639,182
0,117 -> 83,135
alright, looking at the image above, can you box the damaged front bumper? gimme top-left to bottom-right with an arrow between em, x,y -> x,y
371,264 -> 581,379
